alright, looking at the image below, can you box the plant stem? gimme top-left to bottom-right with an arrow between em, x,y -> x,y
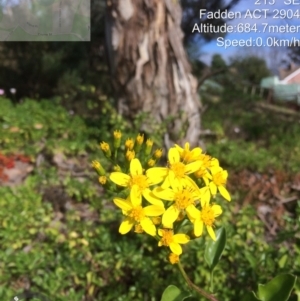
177,262 -> 220,301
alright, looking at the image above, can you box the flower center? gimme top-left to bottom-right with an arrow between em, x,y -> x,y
130,175 -> 149,191
200,154 -> 211,168
170,162 -> 185,178
212,171 -> 226,186
201,206 -> 215,226
129,206 -> 145,222
174,189 -> 194,210
160,229 -> 174,246
194,168 -> 206,179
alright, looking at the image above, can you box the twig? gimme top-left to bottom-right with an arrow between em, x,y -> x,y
177,262 -> 220,301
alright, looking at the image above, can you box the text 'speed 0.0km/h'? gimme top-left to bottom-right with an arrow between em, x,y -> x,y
192,0 -> 300,49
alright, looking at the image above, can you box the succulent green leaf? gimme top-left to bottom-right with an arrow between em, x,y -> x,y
241,292 -> 261,301
257,274 -> 296,301
204,227 -> 226,271
161,285 -> 191,301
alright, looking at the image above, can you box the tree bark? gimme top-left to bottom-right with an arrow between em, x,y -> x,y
105,0 -> 201,148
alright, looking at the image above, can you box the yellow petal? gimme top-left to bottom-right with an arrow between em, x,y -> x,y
169,242 -> 182,255
173,234 -> 190,244
110,172 -> 130,187
186,205 -> 199,220
140,218 -> 156,236
207,226 -> 216,241
130,185 -> 142,207
200,187 -> 211,206
161,174 -> 171,189
222,170 -> 228,179
203,176 -> 210,186
174,144 -> 184,154
190,147 -> 202,158
169,172 -> 183,190
153,187 -> 175,201
194,219 -> 203,237
158,229 -> 163,237
185,160 -> 202,174
168,148 -> 180,164
210,158 -> 219,168
209,182 -> 217,196
113,197 -> 132,211
184,176 -> 200,191
162,206 -> 179,226
210,165 -> 222,174
212,204 -> 222,216
119,218 -> 134,234
143,205 -> 165,216
218,185 -> 231,201
130,158 -> 142,176
146,167 -> 168,185
143,188 -> 164,206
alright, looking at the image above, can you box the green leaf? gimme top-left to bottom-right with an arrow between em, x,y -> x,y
160,285 -> 191,301
204,227 -> 226,271
257,274 -> 297,301
242,292 -> 260,301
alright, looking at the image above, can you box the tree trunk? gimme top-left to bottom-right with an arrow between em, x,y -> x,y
105,0 -> 201,148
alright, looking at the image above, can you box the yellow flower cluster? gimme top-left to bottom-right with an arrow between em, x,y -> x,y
93,133 -> 231,263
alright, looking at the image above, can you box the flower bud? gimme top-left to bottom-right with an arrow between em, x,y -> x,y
100,142 -> 111,157
125,149 -> 135,161
99,176 -> 107,185
91,160 -> 105,176
113,165 -> 121,172
145,139 -> 153,156
153,148 -> 163,159
113,130 -> 122,149
125,138 -> 134,150
151,216 -> 161,225
134,134 -> 144,153
134,224 -> 144,234
147,158 -> 156,167
136,133 -> 144,145
169,253 -> 180,265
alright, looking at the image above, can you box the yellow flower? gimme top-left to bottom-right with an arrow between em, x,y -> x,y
113,187 -> 165,236
209,164 -> 231,201
148,147 -> 201,190
175,142 -> 202,163
169,253 -> 180,264
125,149 -> 135,161
187,204 -> 222,241
153,186 -> 200,227
158,229 -> 189,255
125,138 -> 134,150
110,158 -> 166,205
